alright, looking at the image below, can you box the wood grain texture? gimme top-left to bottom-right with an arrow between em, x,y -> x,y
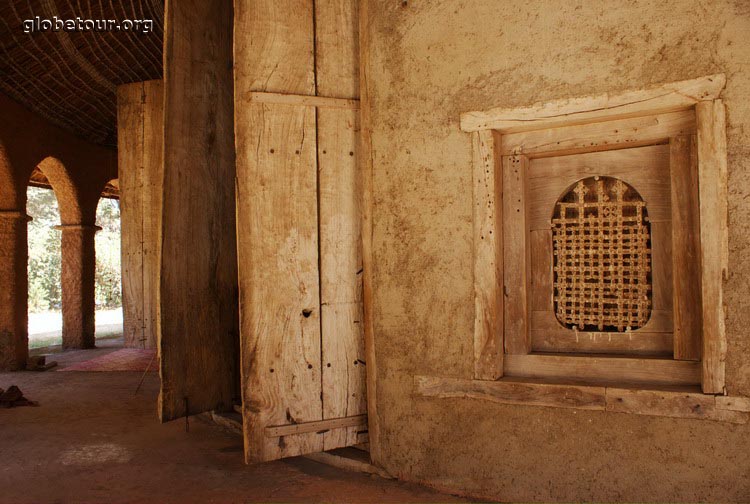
315,0 -> 360,99
117,82 -> 145,350
416,376 -> 748,424
159,0 -> 238,422
650,221 -> 674,313
696,100 -> 728,393
266,414 -> 367,437
416,375 -> 606,411
530,311 -> 673,355
504,354 -> 700,386
248,92 -> 360,109
358,0 -> 381,466
473,130 -> 503,379
117,80 -> 163,350
234,0 -> 315,95
461,74 -> 725,132
605,388 -> 747,424
529,229 -> 552,312
235,0 -> 365,464
502,155 -> 530,354
527,145 -> 672,230
319,107 -> 367,450
236,103 -> 323,462
670,135 -> 702,360
500,109 -> 695,158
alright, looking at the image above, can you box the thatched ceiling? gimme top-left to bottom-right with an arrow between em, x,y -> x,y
0,1 -> 164,148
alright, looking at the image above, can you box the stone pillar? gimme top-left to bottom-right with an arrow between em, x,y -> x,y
0,210 -> 31,370
58,224 -> 99,349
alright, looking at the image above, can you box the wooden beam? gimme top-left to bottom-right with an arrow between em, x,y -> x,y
247,91 -> 360,110
670,135 -> 702,360
266,415 -> 368,437
159,0 -> 237,422
416,375 -> 606,411
500,109 -> 695,158
472,130 -> 503,379
605,388 -> 747,424
415,375 -> 750,424
504,354 -> 701,386
461,74 -> 725,133
502,155 -> 530,354
696,100 -> 728,394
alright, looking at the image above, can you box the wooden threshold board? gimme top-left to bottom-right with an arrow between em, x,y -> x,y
503,353 -> 700,387
415,375 -> 750,424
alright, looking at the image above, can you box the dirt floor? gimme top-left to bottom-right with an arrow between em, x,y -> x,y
0,347 -> 472,504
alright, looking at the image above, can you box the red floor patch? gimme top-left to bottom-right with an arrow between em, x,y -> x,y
59,349 -> 158,372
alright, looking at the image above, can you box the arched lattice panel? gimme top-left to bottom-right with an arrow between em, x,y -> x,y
552,176 -> 652,332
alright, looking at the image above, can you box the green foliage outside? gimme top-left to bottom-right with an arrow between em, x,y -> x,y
26,186 -> 122,314
95,197 -> 122,309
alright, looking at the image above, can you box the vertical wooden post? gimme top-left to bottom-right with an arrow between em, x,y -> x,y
503,155 -> 530,355
670,135 -> 702,361
696,100 -> 728,394
159,0 -> 238,421
117,80 -> 164,349
473,130 -> 503,379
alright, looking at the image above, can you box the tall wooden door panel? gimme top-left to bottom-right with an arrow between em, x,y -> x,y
319,108 -> 367,450
236,103 -> 324,461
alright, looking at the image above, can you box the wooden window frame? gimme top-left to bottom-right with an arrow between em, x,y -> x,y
465,75 -> 732,404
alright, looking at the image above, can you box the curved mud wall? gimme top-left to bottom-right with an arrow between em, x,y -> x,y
363,1 -> 750,500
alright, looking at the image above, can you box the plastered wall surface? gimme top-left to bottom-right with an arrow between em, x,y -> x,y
364,1 -> 750,501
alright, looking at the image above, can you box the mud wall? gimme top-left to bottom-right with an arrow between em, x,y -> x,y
363,1 -> 750,501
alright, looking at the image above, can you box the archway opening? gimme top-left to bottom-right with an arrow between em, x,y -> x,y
94,180 -> 123,346
26,175 -> 63,349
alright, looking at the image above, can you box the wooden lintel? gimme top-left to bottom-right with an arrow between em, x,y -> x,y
461,74 -> 725,133
415,375 -> 750,424
265,415 -> 368,438
247,91 -> 360,110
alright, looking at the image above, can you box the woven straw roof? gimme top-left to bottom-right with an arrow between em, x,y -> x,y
0,1 -> 164,148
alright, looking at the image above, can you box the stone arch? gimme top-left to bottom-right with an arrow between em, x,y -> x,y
34,156 -> 84,226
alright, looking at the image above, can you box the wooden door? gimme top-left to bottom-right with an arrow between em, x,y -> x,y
234,0 -> 365,464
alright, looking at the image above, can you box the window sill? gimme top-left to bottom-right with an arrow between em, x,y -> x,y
414,375 -> 750,424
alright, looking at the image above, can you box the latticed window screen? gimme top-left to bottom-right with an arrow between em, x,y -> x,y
552,176 -> 652,332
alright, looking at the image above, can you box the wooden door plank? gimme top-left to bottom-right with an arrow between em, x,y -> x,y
236,102 -> 323,462
318,107 -> 367,450
670,135 -> 702,360
159,0 -> 237,422
315,0 -> 360,100
473,131 -> 503,379
696,100 -> 728,393
234,0 -> 315,95
503,155 -> 530,354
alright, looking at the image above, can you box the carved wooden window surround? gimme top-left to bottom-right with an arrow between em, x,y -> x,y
415,75 -> 750,424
